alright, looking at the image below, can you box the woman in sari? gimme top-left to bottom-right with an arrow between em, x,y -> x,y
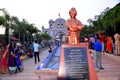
0,44 -> 9,74
106,36 -> 113,54
8,43 -> 17,74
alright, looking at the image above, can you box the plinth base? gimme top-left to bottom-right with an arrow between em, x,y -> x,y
57,43 -> 98,80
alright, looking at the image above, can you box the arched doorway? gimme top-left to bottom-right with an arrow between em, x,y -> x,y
55,32 -> 66,45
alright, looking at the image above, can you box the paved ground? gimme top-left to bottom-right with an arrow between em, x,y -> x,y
0,48 -> 120,80
91,50 -> 120,80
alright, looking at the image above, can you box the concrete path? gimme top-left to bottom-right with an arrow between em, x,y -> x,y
97,53 -> 120,80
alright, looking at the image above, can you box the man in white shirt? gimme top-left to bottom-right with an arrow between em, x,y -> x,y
33,40 -> 40,64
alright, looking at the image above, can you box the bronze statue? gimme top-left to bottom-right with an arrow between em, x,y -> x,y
66,7 -> 84,44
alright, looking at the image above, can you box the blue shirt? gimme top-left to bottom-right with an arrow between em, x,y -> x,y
15,53 -> 21,66
94,40 -> 102,52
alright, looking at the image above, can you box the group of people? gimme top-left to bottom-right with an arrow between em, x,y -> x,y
25,40 -> 41,64
8,43 -> 24,74
88,32 -> 120,70
0,40 -> 42,74
88,33 -> 105,70
88,32 -> 120,56
0,43 -> 24,74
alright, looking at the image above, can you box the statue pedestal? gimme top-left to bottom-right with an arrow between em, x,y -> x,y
57,43 -> 98,80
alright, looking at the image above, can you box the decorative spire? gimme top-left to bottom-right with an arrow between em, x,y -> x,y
58,12 -> 60,17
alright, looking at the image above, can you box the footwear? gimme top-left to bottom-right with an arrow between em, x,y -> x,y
99,67 -> 104,70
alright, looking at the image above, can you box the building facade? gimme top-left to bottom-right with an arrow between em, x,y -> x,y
42,18 -> 68,44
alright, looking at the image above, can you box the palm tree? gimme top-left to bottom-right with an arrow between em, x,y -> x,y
11,16 -> 21,42
27,23 -> 40,41
0,8 -> 10,45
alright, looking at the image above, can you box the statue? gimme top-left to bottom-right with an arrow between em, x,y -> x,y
66,7 -> 84,44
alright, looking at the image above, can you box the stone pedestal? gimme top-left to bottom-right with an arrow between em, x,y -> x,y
57,43 -> 98,80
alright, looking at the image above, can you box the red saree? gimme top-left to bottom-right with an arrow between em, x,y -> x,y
0,45 -> 9,74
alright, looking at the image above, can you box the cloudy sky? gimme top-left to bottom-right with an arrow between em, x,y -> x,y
0,0 -> 119,34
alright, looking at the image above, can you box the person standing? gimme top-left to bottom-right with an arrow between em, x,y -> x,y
28,41 -> 34,58
0,44 -> 9,74
94,38 -> 104,70
89,35 -> 95,49
106,36 -> 113,54
114,32 -> 120,56
8,43 -> 17,74
33,40 -> 40,64
19,46 -> 24,71
15,49 -> 22,72
99,32 -> 105,56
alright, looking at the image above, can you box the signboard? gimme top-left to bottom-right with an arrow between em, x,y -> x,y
64,47 -> 90,80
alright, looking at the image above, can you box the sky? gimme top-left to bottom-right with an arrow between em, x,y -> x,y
0,0 -> 120,34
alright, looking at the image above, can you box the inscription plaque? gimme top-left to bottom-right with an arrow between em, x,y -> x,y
64,47 -> 90,80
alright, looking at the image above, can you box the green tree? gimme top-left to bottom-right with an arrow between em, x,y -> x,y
88,3 -> 120,36
26,23 -> 40,41
0,16 -> 5,25
0,8 -> 10,45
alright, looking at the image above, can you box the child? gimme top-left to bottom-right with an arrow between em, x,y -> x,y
48,47 -> 52,53
20,53 -> 24,71
19,47 -> 24,71
15,49 -> 22,72
90,51 -> 94,60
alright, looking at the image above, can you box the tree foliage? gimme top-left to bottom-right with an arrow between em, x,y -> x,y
0,16 -> 5,25
85,3 -> 120,37
0,9 -> 41,44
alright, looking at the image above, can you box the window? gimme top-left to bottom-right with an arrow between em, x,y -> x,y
57,24 -> 64,28
50,24 -> 53,29
57,24 -> 60,28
